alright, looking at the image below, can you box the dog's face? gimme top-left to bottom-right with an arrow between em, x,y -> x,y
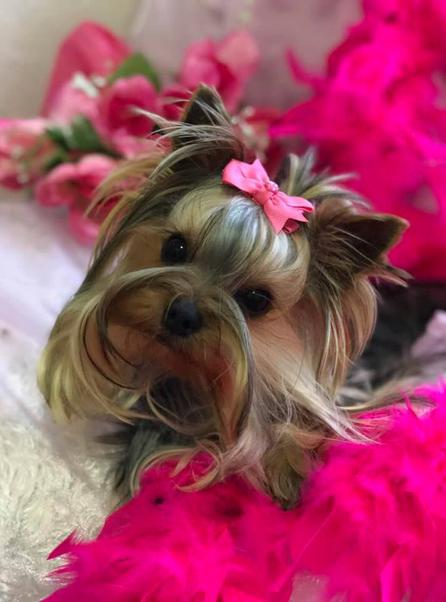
39,86 -> 407,504
87,181 -> 310,440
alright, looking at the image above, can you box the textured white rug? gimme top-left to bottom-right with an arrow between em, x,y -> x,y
0,198 -> 113,601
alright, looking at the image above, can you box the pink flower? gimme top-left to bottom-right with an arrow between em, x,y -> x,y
35,154 -> 115,207
35,154 -> 117,244
233,106 -> 282,170
0,118 -> 52,189
160,84 -> 191,120
42,21 -> 130,117
178,31 -> 259,112
99,75 -> 162,138
46,80 -> 100,126
108,132 -> 159,159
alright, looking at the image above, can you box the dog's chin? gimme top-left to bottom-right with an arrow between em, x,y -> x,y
145,334 -> 207,382
96,320 -> 238,401
147,334 -> 233,396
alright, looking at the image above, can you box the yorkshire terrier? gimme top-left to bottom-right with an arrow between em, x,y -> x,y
38,85 -> 407,507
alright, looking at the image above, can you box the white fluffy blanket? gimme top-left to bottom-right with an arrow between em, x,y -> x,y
0,199 -> 113,601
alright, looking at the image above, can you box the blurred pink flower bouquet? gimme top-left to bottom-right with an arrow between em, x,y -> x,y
0,22 -> 277,244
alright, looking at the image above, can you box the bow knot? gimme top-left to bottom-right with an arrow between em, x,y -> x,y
265,181 -> 279,194
222,159 -> 314,233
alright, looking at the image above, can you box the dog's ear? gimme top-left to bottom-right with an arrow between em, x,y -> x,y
180,84 -> 231,128
308,200 -> 408,289
336,213 -> 407,273
301,202 -> 407,385
276,151 -> 408,285
165,84 -> 244,173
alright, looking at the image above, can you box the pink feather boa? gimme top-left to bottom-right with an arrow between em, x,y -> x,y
271,0 -> 446,280
45,382 -> 446,601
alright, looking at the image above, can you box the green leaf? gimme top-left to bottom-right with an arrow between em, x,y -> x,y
45,126 -> 71,152
46,117 -> 120,158
43,149 -> 70,172
108,52 -> 161,90
68,115 -> 106,153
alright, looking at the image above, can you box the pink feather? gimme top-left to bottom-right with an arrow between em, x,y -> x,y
271,0 -> 446,280
45,381 -> 446,601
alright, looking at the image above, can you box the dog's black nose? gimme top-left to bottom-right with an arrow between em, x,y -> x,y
164,298 -> 203,338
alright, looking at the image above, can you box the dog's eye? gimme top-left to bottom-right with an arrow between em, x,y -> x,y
235,289 -> 272,316
161,234 -> 188,264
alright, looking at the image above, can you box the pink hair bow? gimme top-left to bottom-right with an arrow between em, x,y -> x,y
222,158 -> 314,233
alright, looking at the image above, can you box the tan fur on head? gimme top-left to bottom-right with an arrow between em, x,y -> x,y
38,85 -> 407,507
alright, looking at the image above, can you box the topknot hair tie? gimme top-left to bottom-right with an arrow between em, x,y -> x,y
222,158 -> 314,233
